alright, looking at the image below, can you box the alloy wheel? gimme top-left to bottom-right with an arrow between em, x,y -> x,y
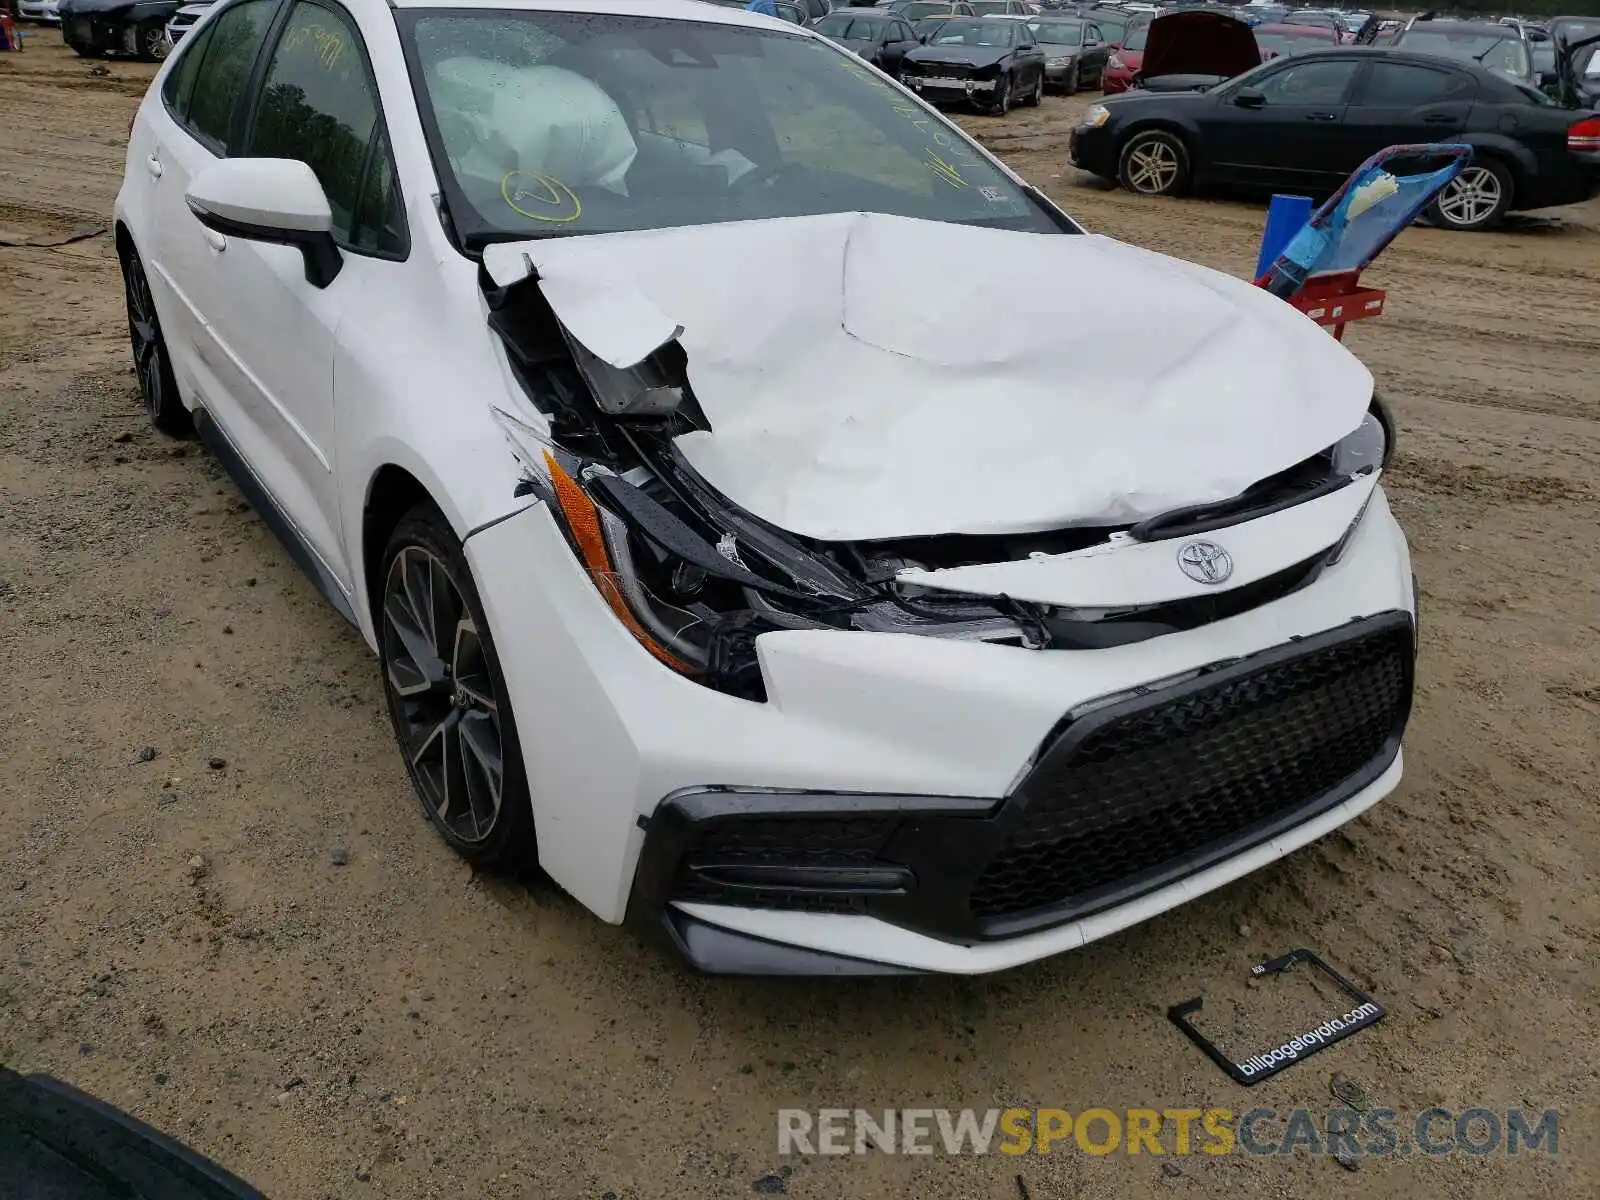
1434,166 -> 1502,229
123,253 -> 166,420
1124,138 -> 1179,194
381,545 -> 505,845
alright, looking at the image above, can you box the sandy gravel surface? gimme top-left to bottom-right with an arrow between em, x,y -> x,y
2,39 -> 1597,1200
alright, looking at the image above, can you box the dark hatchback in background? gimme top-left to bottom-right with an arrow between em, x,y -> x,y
813,8 -> 922,75
1069,48 -> 1600,230
1029,15 -> 1111,93
58,0 -> 179,58
901,15 -> 1047,112
1392,18 -> 1536,87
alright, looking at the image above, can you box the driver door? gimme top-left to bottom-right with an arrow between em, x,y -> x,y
1205,57 -> 1363,189
186,0 -> 408,595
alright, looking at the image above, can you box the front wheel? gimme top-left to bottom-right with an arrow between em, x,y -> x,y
137,19 -> 170,61
1062,66 -> 1078,96
1024,72 -> 1043,107
1117,129 -> 1190,197
1427,160 -> 1512,231
378,507 -> 536,871
986,73 -> 1012,116
121,244 -> 189,434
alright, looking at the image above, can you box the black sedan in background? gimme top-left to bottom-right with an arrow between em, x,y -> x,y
1028,15 -> 1112,93
901,16 -> 1047,113
813,8 -> 923,75
58,0 -> 179,58
1069,48 -> 1600,230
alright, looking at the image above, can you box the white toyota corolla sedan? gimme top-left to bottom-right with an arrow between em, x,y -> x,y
115,0 -> 1416,975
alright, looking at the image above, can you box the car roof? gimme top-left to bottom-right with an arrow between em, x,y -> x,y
1399,20 -> 1521,38
387,0 -> 779,26
1254,22 -> 1335,35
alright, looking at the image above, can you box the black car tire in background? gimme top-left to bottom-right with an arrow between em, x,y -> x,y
987,72 -> 1013,115
1061,65 -> 1077,96
1024,71 -> 1042,106
1117,128 -> 1190,196
1427,159 -> 1513,231
136,16 -> 168,58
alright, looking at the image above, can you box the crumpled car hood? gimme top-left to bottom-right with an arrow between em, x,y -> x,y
483,212 -> 1371,542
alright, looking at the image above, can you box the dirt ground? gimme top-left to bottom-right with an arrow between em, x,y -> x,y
2,36 -> 1598,1200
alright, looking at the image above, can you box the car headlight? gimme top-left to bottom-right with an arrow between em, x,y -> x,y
1047,56 -> 1069,67
1107,53 -> 1126,70
1083,104 -> 1111,127
1331,404 -> 1393,477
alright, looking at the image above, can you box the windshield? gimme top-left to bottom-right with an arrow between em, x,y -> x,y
1094,15 -> 1126,41
814,12 -> 886,38
899,1 -> 955,19
1029,19 -> 1083,46
401,10 -> 1062,247
969,2 -> 1011,15
1396,29 -> 1530,78
930,17 -> 1016,45
1124,24 -> 1148,51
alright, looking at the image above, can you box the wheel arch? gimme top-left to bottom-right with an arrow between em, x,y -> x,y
1458,137 -> 1526,202
1116,118 -> 1198,163
361,463 -> 443,639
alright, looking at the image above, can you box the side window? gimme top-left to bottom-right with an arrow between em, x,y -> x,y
161,20 -> 215,119
245,1 -> 405,255
1255,59 -> 1360,106
894,21 -> 914,42
183,0 -> 276,153
1359,62 -> 1474,106
1087,23 -> 1101,43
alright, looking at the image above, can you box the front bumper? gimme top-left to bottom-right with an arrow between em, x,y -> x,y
631,610 -> 1412,972
1069,121 -> 1115,177
467,487 -> 1416,975
18,1 -> 61,21
903,75 -> 998,104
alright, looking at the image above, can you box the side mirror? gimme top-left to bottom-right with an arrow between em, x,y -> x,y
185,158 -> 343,289
1233,86 -> 1267,108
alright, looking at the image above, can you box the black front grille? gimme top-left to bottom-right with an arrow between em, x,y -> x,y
970,620 -> 1412,922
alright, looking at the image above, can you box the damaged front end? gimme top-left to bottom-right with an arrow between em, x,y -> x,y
483,254 -> 1392,700
486,271 -> 1036,700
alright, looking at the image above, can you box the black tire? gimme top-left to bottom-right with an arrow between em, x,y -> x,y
1024,71 -> 1043,106
1117,128 -> 1190,197
120,242 -> 190,434
1062,65 -> 1078,96
1426,159 -> 1512,231
987,72 -> 1012,115
378,506 -> 536,872
71,43 -> 104,58
139,20 -> 171,61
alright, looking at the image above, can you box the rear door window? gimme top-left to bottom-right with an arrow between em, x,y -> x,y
179,0 -> 277,153
1357,62 -> 1475,106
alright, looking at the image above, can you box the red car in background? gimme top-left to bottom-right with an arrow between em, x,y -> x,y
1100,19 -> 1147,92
1252,21 -> 1341,59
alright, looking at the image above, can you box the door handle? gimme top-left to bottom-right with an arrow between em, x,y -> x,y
202,228 -> 227,253
1305,111 -> 1338,121
1423,113 -> 1459,125
145,153 -> 163,180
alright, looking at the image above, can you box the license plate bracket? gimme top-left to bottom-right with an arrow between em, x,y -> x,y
1168,948 -> 1384,1085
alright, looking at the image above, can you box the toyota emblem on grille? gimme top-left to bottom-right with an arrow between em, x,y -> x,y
1177,541 -> 1233,585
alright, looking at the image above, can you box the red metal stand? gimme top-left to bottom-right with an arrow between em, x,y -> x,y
1279,270 -> 1387,342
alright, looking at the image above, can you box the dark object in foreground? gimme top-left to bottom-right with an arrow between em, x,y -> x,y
1168,949 -> 1385,1085
0,1066 -> 264,1198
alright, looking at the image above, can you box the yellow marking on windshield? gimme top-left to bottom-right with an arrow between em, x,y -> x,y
501,171 -> 582,223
